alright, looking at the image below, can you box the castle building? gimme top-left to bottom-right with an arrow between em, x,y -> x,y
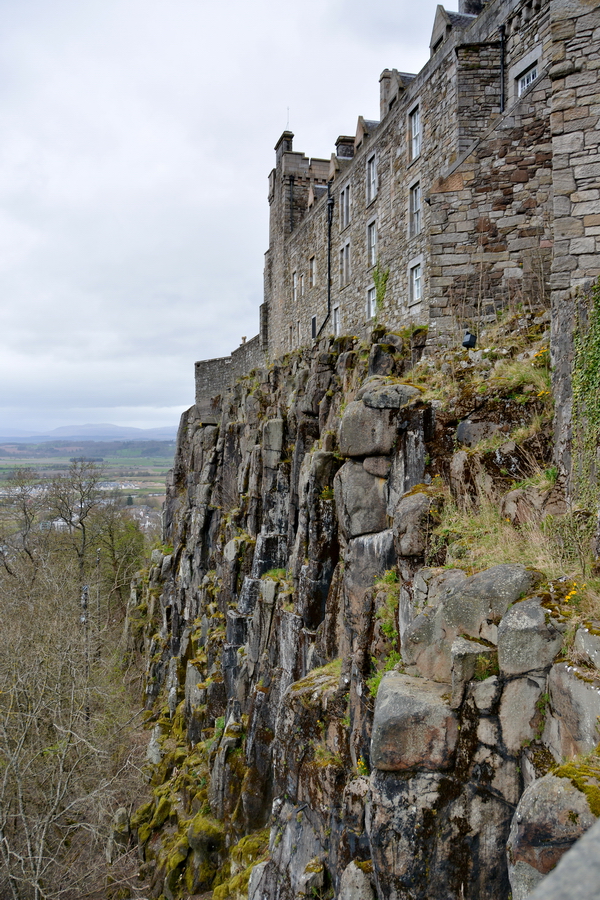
196,0 -> 600,421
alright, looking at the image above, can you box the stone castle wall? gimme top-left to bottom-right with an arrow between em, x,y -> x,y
195,0 -> 600,430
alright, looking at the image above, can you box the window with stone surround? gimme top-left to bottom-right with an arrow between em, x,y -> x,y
367,219 -> 377,267
309,256 -> 316,287
311,315 -> 317,339
409,106 -> 421,161
409,263 -> 422,306
509,46 -> 542,103
366,154 -> 377,205
410,182 -> 422,237
339,242 -> 351,288
367,286 -> 377,319
517,62 -> 538,96
292,271 -> 298,303
333,305 -> 341,336
340,184 -> 351,230
300,273 -> 304,297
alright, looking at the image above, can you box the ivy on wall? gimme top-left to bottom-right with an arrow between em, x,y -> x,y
572,278 -> 600,507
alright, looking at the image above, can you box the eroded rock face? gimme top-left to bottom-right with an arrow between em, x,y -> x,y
371,673 -> 458,771
334,461 -> 388,539
497,598 -> 563,675
136,331 -> 600,900
339,400 -> 400,458
402,564 -> 542,682
543,663 -> 600,759
507,774 -> 596,899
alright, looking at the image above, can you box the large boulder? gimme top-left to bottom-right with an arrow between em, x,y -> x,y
338,861 -> 375,900
543,662 -> 600,759
356,379 -> 422,409
498,598 -> 563,675
507,773 -> 596,900
338,400 -> 399,457
334,460 -> 388,539
392,490 -> 437,558
498,674 -> 546,754
371,672 -> 458,771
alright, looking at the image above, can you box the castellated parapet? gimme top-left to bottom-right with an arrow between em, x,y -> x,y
195,0 -> 600,420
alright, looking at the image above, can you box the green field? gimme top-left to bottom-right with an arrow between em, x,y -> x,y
0,440 -> 176,506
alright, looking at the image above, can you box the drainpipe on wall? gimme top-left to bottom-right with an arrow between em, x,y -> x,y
499,24 -> 506,113
317,181 -> 334,339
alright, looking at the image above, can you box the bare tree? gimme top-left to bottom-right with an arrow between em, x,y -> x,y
0,467 -> 148,899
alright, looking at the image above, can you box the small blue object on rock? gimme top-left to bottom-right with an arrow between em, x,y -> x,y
462,330 -> 477,349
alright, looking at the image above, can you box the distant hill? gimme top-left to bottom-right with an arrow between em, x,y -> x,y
0,424 -> 178,442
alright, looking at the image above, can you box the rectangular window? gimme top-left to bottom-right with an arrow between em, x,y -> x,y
410,264 -> 422,305
289,325 -> 293,348
297,320 -> 301,346
339,242 -> 351,287
333,305 -> 340,336
367,220 -> 377,267
309,256 -> 316,287
300,273 -> 304,297
292,271 -> 298,303
366,155 -> 377,204
311,315 -> 317,339
518,63 -> 538,96
410,182 -> 421,237
340,185 -> 351,229
367,286 -> 377,319
409,106 -> 421,160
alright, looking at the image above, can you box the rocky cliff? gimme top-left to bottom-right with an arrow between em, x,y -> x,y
125,305 -> 600,900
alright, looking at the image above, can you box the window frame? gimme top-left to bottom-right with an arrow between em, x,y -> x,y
367,285 -> 377,320
340,184 -> 351,230
409,181 -> 422,237
333,305 -> 341,336
339,241 -> 351,288
409,105 -> 421,162
366,154 -> 377,205
367,218 -> 378,268
309,256 -> 316,288
517,63 -> 538,96
292,271 -> 298,303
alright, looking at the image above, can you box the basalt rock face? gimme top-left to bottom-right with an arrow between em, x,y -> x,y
128,329 -> 600,900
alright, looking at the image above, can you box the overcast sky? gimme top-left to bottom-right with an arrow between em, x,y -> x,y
0,0 -> 441,435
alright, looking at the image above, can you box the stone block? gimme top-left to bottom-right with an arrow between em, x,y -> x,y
334,460 -> 388,539
527,817 -> 600,900
392,490 -> 435,558
543,662 -> 600,759
363,456 -> 392,477
371,672 -> 458,771
356,379 -> 422,409
498,598 -> 563,675
338,861 -> 375,900
574,624 -> 600,668
499,674 -> 545,754
338,400 -> 399,457
450,637 -> 498,708
507,774 -> 596,900
472,675 -> 501,713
